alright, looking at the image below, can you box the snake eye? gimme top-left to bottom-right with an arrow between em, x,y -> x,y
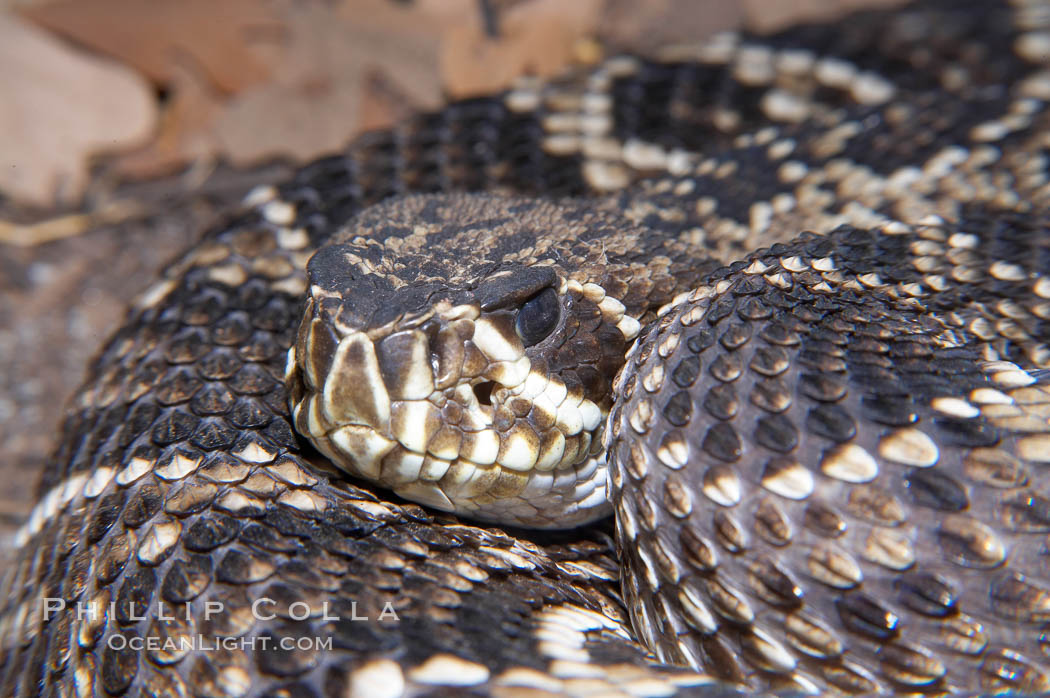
515,287 -> 560,347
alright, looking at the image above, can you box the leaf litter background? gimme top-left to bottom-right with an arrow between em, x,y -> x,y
0,0 -> 900,564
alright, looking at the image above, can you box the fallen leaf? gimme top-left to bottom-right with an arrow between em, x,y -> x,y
599,0 -> 743,52
433,0 -> 605,97
213,0 -> 445,166
743,0 -> 907,33
113,60 -> 225,178
20,0 -> 285,94
0,13 -> 156,207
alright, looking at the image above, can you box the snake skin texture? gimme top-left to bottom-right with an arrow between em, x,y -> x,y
3,0 -> 1050,695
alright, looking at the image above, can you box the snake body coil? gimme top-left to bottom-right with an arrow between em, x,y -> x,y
4,1 -> 1050,695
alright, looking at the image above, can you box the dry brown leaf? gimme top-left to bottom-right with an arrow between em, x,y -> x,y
213,0 -> 446,166
104,0 -> 449,175
600,0 -> 743,52
0,12 -> 156,207
19,0 -> 611,182
20,0 -> 285,94
124,0 -> 607,169
433,0 -> 604,97
742,0 -> 907,32
113,61 -> 225,178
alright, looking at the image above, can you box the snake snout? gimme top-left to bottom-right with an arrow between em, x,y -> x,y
287,292 -> 614,527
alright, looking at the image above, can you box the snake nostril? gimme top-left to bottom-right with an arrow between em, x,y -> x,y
473,381 -> 495,406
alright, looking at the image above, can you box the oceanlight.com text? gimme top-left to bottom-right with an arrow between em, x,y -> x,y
105,634 -> 335,653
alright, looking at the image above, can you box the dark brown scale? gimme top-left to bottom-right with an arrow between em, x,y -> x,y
101,637 -> 140,694
150,410 -> 199,445
999,491 -> 1050,532
122,483 -> 163,528
96,529 -> 134,584
182,515 -> 241,552
182,292 -> 226,326
849,337 -> 889,354
67,545 -> 94,599
229,397 -> 273,428
146,614 -> 194,666
116,566 -> 157,625
736,296 -> 773,322
708,352 -> 743,383
216,550 -> 276,585
164,481 -> 219,516
703,383 -> 738,420
748,345 -> 790,377
752,497 -> 792,546
229,363 -> 280,395
798,372 -> 847,402
877,642 -> 946,687
719,323 -> 752,350
154,368 -> 203,406
753,413 -> 798,453
118,403 -> 161,447
806,404 -> 857,442
166,328 -> 211,364
679,523 -> 719,572
686,328 -> 716,353
936,514 -> 1005,569
889,338 -> 934,359
46,612 -> 73,674
797,350 -> 846,373
757,322 -> 802,347
836,593 -> 900,642
278,561 -> 340,592
705,297 -> 738,326
978,650 -> 1050,693
664,391 -> 694,427
820,662 -> 880,694
161,555 -> 214,603
701,422 -> 742,462
804,501 -> 847,537
213,311 -> 254,346
904,467 -> 970,511
702,576 -> 754,624
238,522 -> 301,554
808,327 -> 848,346
989,573 -> 1050,622
748,377 -> 791,413
191,419 -> 239,450
191,383 -> 237,415
712,510 -> 748,553
257,625 -> 322,677
241,330 -> 286,362
933,415 -> 1000,448
861,393 -> 917,426
86,491 -> 125,544
849,350 -> 894,369
745,556 -> 804,608
895,573 -> 957,618
671,355 -> 702,387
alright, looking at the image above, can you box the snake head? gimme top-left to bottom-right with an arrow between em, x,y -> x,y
284,192 -> 705,527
